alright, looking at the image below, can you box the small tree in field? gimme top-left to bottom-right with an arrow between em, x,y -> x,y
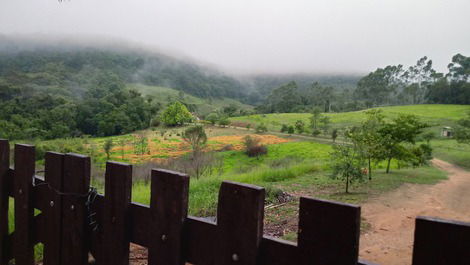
331,129 -> 338,142
103,139 -> 113,160
243,135 -> 267,158
182,125 -> 208,154
295,120 -> 305,134
330,144 -> 365,193
182,126 -> 208,179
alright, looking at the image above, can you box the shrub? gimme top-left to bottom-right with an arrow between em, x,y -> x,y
287,126 -> 295,134
255,123 -> 268,133
206,113 -> 219,125
218,117 -> 230,127
281,124 -> 289,133
243,135 -> 268,157
312,129 -> 321,136
295,120 -> 305,134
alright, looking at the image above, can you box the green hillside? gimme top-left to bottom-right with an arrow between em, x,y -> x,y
231,104 -> 470,132
130,84 -> 254,116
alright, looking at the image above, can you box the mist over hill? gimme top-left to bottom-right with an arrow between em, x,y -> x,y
0,36 -> 362,104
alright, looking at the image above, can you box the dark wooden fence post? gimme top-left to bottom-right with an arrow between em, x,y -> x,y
0,140 -> 10,265
215,181 -> 265,265
13,144 -> 35,265
61,153 -> 91,265
298,197 -> 361,265
101,162 -> 132,265
148,169 -> 189,265
412,216 -> 470,265
43,152 -> 65,265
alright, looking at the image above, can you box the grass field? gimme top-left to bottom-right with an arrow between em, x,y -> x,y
230,104 -> 470,133
130,83 -> 254,116
432,139 -> 470,170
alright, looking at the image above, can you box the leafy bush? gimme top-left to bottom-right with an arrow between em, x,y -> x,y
206,113 -> 219,125
287,126 -> 295,134
295,120 -> 305,134
218,117 -> 230,127
312,129 -> 321,136
255,123 -> 268,133
281,124 -> 289,133
243,135 -> 267,157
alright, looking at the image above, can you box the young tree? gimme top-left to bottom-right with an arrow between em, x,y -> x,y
378,114 -> 428,173
330,144 -> 365,193
182,125 -> 208,154
103,139 -> 113,160
295,120 -> 305,134
331,129 -> 338,143
319,116 -> 331,134
161,101 -> 193,126
309,107 -> 322,130
348,110 -> 385,180
117,138 -> 127,160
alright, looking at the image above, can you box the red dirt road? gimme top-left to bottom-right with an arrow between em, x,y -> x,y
359,159 -> 470,264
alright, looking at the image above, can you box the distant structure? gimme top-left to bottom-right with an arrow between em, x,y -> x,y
441,126 -> 453,137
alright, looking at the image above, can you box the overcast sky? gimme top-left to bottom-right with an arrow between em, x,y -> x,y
1,0 -> 469,74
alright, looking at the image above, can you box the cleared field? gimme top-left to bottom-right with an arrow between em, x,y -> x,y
230,104 -> 470,132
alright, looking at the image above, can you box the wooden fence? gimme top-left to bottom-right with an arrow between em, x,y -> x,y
0,139 -> 469,265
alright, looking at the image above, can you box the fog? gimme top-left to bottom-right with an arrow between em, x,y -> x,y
1,0 -> 469,74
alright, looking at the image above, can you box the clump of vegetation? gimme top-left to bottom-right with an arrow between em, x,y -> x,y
206,113 -> 219,125
255,123 -> 268,133
243,135 -> 267,158
103,139 -> 114,160
287,125 -> 295,134
280,124 -> 289,133
161,101 -> 193,126
218,117 -> 230,127
331,129 -> 338,142
330,144 -> 365,193
182,125 -> 207,154
295,120 -> 305,134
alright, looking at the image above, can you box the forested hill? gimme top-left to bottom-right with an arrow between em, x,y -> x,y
0,42 -> 247,100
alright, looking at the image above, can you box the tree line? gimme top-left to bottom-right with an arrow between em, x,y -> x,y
256,54 -> 469,114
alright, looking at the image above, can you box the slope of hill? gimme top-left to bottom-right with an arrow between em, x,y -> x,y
130,84 -> 253,116
230,104 -> 470,132
0,37 -> 248,100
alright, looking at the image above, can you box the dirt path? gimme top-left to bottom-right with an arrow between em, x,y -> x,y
359,159 -> 470,265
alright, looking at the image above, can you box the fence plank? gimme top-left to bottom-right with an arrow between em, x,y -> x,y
13,144 -> 36,265
412,216 -> 470,265
0,140 -> 10,265
43,152 -> 64,265
148,169 -> 189,265
215,181 -> 265,265
61,153 -> 91,265
298,197 -> 361,265
101,162 -> 132,265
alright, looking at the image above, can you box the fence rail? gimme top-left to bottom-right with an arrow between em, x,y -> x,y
0,139 -> 469,265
